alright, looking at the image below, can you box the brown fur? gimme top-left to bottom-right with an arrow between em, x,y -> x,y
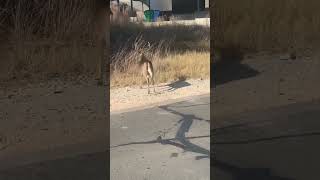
138,52 -> 155,94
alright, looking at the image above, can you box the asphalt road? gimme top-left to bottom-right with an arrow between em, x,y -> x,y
212,51 -> 320,180
0,94 -> 210,180
2,93 -> 320,180
212,99 -> 320,180
110,94 -> 210,180
0,136 -> 109,180
0,151 -> 108,180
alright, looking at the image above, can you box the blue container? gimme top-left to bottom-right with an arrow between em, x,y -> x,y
153,10 -> 160,22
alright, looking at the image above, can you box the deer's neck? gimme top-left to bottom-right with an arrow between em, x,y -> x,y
138,53 -> 149,65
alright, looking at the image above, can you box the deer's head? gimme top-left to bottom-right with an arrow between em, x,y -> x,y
134,41 -> 151,57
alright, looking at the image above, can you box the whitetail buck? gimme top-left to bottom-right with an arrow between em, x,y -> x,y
135,42 -> 156,94
93,1 -> 111,85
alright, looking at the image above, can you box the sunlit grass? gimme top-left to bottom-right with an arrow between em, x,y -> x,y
110,51 -> 209,88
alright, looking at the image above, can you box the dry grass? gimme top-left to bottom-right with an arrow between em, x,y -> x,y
0,0 -> 108,83
111,51 -> 209,88
111,23 -> 210,52
110,22 -> 209,88
213,0 -> 320,52
154,51 -> 210,82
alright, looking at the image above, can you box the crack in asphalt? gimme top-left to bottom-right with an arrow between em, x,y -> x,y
110,135 -> 209,148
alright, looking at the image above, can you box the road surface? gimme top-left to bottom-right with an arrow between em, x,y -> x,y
110,94 -> 210,180
213,99 -> 320,180
212,51 -> 320,180
0,94 -> 209,180
0,151 -> 108,180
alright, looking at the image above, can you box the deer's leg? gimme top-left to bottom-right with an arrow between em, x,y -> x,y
147,78 -> 150,94
139,76 -> 143,89
152,78 -> 155,93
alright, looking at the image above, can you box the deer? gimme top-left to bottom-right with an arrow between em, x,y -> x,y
134,42 -> 156,94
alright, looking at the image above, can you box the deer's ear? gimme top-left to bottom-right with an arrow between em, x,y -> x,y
133,42 -> 138,50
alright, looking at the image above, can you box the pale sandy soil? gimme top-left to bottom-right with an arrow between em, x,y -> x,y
110,79 -> 210,113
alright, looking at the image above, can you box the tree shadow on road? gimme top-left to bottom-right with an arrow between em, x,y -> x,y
157,103 -> 210,160
110,102 -> 210,160
211,101 -> 320,179
212,159 -> 294,180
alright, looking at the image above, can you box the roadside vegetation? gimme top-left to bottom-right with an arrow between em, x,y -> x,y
0,0 -> 105,84
213,0 -> 320,59
110,14 -> 210,88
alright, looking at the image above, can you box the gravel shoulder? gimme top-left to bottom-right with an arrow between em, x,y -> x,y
111,79 -> 210,113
